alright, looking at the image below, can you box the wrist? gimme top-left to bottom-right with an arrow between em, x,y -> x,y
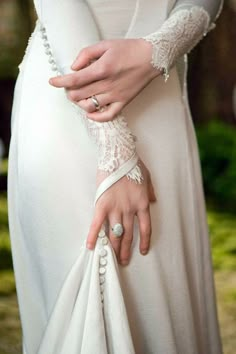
136,38 -> 163,80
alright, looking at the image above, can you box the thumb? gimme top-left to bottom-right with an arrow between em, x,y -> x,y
71,41 -> 109,70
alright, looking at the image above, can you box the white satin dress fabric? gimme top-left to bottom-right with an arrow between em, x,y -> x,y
8,0 -> 223,353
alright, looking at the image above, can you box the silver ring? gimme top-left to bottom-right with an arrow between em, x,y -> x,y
91,95 -> 100,111
111,223 -> 124,238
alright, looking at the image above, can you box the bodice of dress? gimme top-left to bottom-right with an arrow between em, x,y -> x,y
86,0 -> 136,40
33,0 -> 224,202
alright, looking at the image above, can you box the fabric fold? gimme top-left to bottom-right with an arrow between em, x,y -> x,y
37,235 -> 135,354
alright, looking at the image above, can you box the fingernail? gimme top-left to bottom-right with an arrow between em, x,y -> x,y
87,243 -> 94,250
120,259 -> 129,266
141,249 -> 148,255
71,61 -> 77,69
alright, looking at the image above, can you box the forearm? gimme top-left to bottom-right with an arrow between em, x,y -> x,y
142,0 -> 224,81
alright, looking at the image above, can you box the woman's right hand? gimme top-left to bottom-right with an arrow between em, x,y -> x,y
86,160 -> 157,266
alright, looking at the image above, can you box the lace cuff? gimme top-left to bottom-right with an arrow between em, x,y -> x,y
83,114 -> 143,182
39,23 -> 143,184
142,6 -> 211,82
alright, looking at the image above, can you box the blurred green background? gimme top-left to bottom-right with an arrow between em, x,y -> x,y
0,1 -> 236,353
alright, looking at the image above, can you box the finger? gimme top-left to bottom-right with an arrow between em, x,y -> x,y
65,77 -> 110,102
71,41 -> 109,70
87,209 -> 106,250
108,214 -> 123,261
77,94 -> 112,113
86,101 -> 124,122
66,83 -> 111,106
136,207 -> 152,255
119,213 -> 134,266
49,62 -> 105,89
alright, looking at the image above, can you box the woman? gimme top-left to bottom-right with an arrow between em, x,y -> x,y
8,0 -> 224,353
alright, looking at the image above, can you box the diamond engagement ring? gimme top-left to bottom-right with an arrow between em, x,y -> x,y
91,95 -> 101,111
111,223 -> 124,238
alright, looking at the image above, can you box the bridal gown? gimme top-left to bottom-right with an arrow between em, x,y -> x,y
8,0 -> 224,353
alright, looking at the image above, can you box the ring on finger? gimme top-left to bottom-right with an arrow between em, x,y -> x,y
91,95 -> 101,111
111,223 -> 124,238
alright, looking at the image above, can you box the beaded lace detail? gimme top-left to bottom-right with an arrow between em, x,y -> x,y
39,23 -> 143,183
143,6 -> 210,82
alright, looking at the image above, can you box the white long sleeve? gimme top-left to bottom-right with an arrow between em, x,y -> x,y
34,0 -> 143,191
143,0 -> 224,81
34,0 -> 100,74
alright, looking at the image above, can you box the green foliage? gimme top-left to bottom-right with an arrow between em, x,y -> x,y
0,194 -> 13,271
0,271 -> 15,296
1,160 -> 8,175
196,120 -> 236,212
208,210 -> 236,271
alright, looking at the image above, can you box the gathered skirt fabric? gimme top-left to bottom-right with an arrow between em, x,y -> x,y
8,1 -> 222,353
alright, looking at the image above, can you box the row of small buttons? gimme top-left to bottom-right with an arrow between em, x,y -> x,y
39,23 -> 109,308
98,229 -> 109,307
39,24 -> 61,75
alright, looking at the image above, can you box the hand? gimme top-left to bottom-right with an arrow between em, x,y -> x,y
86,160 -> 157,266
49,39 -> 162,122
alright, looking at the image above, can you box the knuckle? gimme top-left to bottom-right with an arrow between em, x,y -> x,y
71,74 -> 80,87
80,47 -> 89,58
68,91 -> 77,101
124,206 -> 134,216
97,65 -> 107,78
139,200 -> 149,212
122,237 -> 132,246
104,62 -> 113,76
96,199 -> 109,213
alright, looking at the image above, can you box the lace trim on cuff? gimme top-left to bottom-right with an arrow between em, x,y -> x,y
142,6 -> 210,82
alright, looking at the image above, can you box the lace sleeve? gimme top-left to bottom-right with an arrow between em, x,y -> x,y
34,0 -> 143,186
142,0 -> 224,81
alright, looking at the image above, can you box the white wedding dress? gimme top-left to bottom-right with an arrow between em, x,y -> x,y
8,0 -> 224,353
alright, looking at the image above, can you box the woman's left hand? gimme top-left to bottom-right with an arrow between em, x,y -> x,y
49,39 -> 161,122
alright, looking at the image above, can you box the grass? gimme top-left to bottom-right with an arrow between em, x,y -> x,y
208,210 -> 236,271
0,159 -> 235,353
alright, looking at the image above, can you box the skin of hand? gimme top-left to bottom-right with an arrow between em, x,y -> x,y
87,160 -> 157,266
49,38 -> 162,122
